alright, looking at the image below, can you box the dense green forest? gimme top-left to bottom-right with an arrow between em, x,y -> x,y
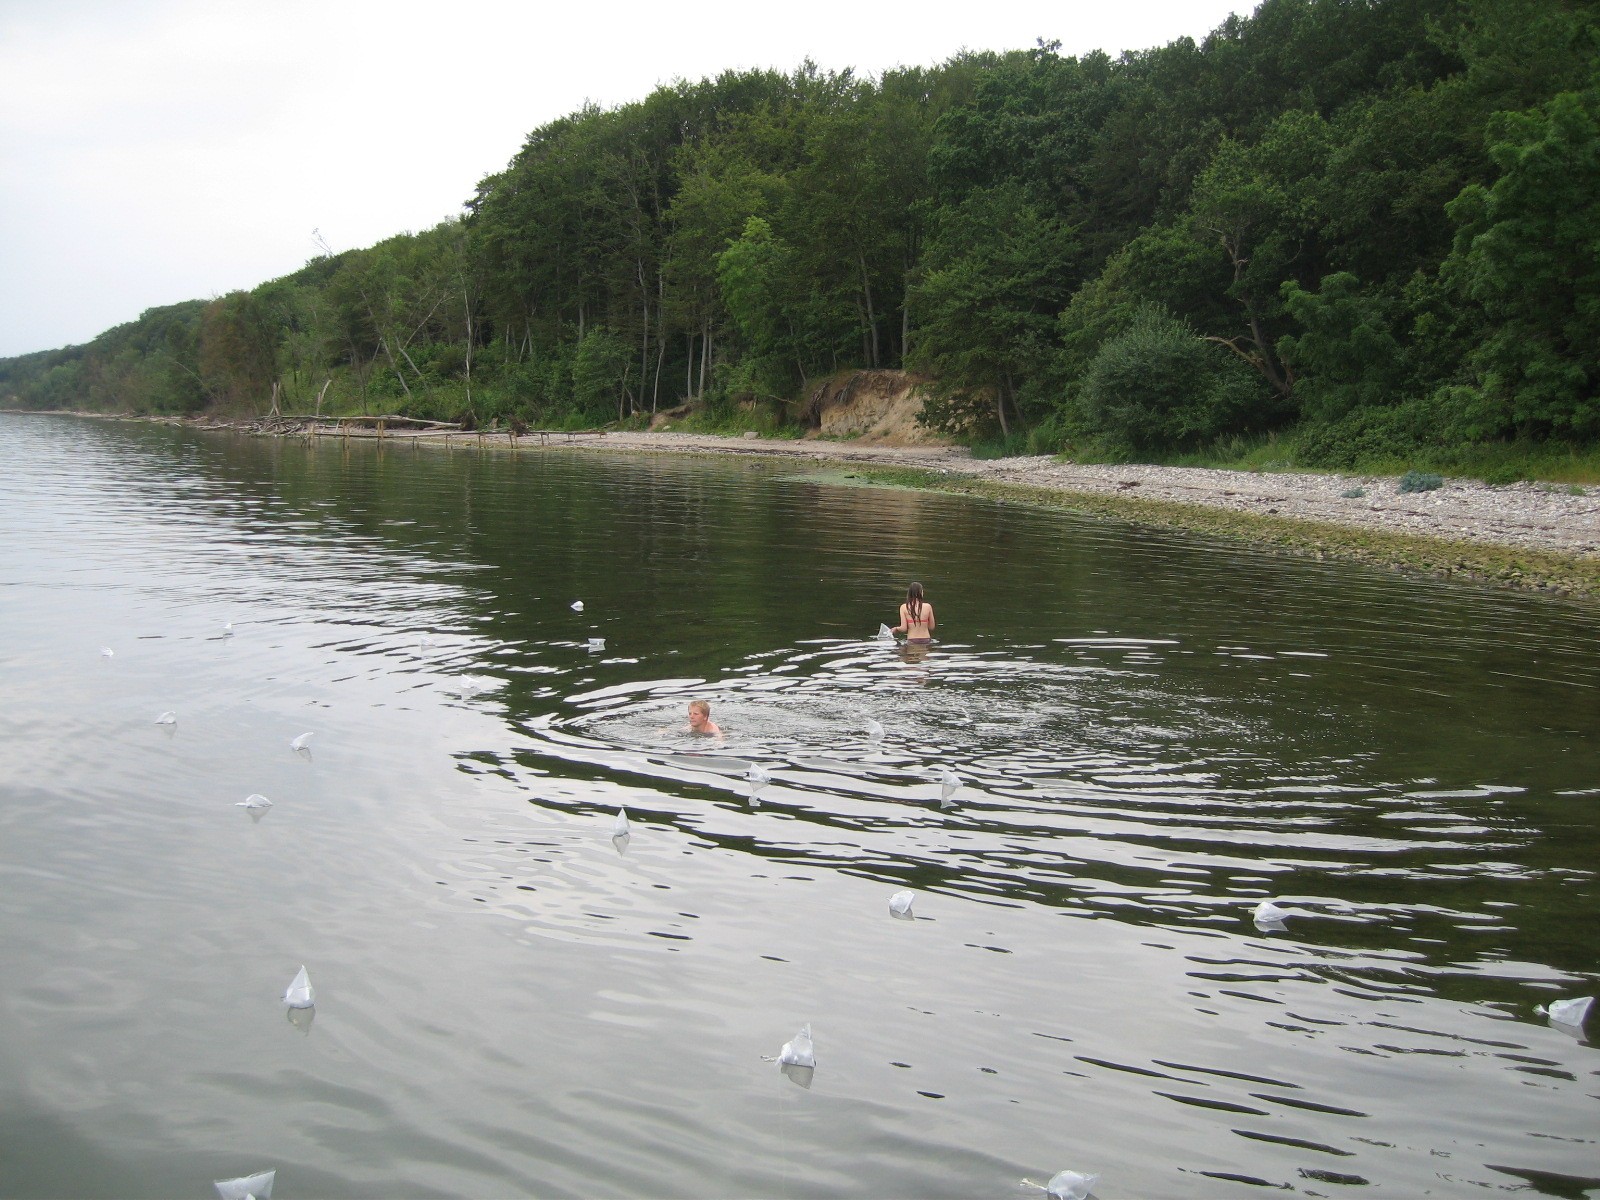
4,0 -> 1597,474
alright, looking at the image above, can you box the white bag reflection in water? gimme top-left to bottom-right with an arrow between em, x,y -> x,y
889,889 -> 915,919
213,1168 -> 274,1200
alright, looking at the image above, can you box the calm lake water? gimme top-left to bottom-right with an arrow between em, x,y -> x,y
1,414 -> 1597,1199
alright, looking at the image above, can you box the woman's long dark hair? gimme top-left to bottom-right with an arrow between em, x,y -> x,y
905,582 -> 925,626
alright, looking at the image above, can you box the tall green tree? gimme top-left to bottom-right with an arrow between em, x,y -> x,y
907,183 -> 1077,435
1440,89 -> 1600,437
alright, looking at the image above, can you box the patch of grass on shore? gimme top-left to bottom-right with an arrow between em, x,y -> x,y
652,402 -> 805,439
845,465 -> 1600,600
1082,431 -> 1600,487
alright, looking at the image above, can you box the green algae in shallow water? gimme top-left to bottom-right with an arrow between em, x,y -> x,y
844,464 -> 1600,601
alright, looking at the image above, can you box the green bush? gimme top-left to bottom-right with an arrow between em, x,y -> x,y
1078,306 -> 1267,454
1398,470 -> 1444,493
1296,395 -> 1447,469
970,431 -> 1031,459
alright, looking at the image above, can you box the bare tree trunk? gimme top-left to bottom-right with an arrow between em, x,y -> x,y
858,252 -> 879,368
315,378 -> 331,417
685,333 -> 694,400
699,320 -> 710,396
652,262 -> 666,411
1206,229 -> 1294,398
636,258 -> 650,417
377,338 -> 412,399
462,285 -> 474,409
398,344 -> 425,382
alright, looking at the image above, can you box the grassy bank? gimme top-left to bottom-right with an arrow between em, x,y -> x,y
840,465 -> 1600,601
979,430 -> 1600,489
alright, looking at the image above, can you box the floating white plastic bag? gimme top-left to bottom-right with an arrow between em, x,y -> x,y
1046,1169 -> 1099,1200
155,711 -> 176,725
778,1023 -> 815,1068
866,718 -> 885,742
283,965 -> 314,1009
587,637 -> 606,652
1252,900 -> 1290,929
222,622 -> 234,639
613,806 -> 630,839
213,1169 -> 274,1200
236,794 -> 272,811
1022,1169 -> 1098,1200
877,624 -> 894,641
571,600 -> 584,611
888,889 -> 914,919
1547,995 -> 1594,1030
101,647 -> 114,658
746,763 -> 771,803
936,768 -> 961,808
290,732 -> 314,753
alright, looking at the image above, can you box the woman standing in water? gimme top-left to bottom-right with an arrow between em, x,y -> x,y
892,582 -> 936,643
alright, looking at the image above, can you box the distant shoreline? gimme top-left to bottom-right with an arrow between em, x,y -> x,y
23,411 -> 1600,601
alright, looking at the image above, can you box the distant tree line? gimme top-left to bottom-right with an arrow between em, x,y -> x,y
3,0 -> 1596,466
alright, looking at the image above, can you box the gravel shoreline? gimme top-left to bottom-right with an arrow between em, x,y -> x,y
556,430 -> 1600,559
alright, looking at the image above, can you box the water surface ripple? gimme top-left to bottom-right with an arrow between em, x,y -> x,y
0,415 -> 1596,1199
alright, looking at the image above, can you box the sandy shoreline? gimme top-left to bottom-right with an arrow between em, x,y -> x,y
38,414 -> 1600,598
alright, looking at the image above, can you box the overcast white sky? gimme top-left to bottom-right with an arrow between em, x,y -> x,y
0,0 -> 1253,359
